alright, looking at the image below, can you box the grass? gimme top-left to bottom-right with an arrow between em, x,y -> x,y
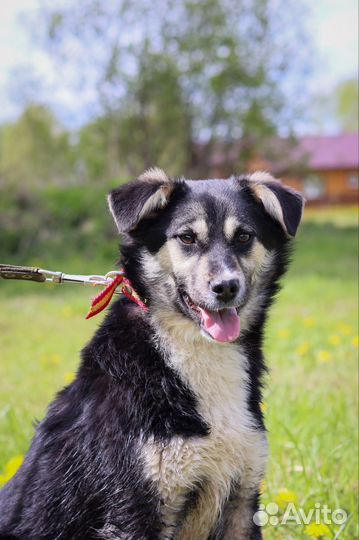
0,206 -> 358,539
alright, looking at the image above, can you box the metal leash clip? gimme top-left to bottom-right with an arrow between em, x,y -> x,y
0,264 -> 125,291
1,264 -> 147,316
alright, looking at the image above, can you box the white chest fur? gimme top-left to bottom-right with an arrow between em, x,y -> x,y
140,315 -> 268,540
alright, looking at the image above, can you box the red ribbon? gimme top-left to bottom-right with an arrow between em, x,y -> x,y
86,274 -> 147,319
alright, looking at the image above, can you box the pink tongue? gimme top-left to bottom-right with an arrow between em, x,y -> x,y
198,307 -> 240,343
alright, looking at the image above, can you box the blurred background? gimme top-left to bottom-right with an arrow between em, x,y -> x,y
0,0 -> 358,264
0,1 -> 358,539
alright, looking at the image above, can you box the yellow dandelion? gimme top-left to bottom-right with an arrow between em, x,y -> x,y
317,350 -> 331,363
0,455 -> 24,486
304,522 -> 331,539
303,317 -> 316,328
278,329 -> 290,339
296,342 -> 310,356
50,354 -> 61,365
328,335 -> 341,346
64,372 -> 75,384
352,335 -> 359,348
274,488 -> 298,509
40,353 -> 61,366
338,323 -> 353,336
61,306 -> 73,318
260,402 -> 268,414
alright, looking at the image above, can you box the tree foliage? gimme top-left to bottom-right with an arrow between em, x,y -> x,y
0,0 -> 313,190
308,77 -> 358,134
335,78 -> 358,132
0,104 -> 73,188
32,0 -> 310,178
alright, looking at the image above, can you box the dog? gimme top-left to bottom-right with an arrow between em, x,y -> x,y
0,169 -> 304,540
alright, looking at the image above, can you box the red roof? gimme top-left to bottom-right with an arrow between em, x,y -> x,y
297,133 -> 358,171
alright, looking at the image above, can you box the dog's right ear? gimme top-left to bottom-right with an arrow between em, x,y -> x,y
248,172 -> 305,237
108,168 -> 176,233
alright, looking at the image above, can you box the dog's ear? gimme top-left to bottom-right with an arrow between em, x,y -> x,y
248,172 -> 305,237
108,168 -> 176,233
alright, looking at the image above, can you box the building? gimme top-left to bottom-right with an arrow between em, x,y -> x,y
285,133 -> 358,204
204,133 -> 359,204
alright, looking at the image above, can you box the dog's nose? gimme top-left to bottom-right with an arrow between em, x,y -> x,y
210,278 -> 240,303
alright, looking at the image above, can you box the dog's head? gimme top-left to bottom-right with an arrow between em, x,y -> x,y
108,168 -> 304,343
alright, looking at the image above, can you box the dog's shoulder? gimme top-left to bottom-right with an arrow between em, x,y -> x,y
75,298 -> 209,439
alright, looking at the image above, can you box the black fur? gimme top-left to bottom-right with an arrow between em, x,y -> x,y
208,483 -> 262,540
109,179 -> 163,233
0,301 -> 208,539
0,172 -> 303,540
263,181 -> 304,237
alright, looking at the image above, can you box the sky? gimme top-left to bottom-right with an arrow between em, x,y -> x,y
307,0 -> 358,85
0,0 -> 357,133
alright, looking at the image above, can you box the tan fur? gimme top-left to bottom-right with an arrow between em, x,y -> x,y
240,239 -> 268,279
138,167 -> 169,183
223,216 -> 239,241
195,253 -> 213,283
190,218 -> 209,243
249,171 -> 275,184
137,167 -> 174,220
251,183 -> 288,236
141,314 -> 268,539
249,171 -> 303,237
138,183 -> 175,222
239,244 -> 275,332
157,240 -> 198,277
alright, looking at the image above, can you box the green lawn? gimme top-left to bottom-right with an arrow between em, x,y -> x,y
0,206 -> 358,540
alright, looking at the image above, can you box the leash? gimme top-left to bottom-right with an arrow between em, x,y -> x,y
0,264 -> 148,319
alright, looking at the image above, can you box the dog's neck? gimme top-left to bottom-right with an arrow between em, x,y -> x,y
149,304 -> 248,361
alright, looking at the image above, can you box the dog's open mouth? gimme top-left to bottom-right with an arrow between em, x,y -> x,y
182,292 -> 240,343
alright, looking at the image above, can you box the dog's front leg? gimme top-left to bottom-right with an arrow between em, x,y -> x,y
224,489 -> 263,540
96,507 -> 163,540
209,487 -> 263,540
96,523 -> 162,540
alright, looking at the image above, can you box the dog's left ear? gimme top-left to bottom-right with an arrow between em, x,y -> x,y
248,172 -> 305,237
108,168 -> 177,233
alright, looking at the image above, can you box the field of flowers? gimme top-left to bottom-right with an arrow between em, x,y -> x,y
0,206 -> 358,539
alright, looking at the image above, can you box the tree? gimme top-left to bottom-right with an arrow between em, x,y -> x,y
0,104 -> 73,189
335,78 -> 358,132
32,0 -> 311,176
116,52 -> 192,177
308,78 -> 358,134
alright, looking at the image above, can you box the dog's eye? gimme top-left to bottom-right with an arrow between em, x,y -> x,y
178,233 -> 196,245
237,232 -> 252,244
